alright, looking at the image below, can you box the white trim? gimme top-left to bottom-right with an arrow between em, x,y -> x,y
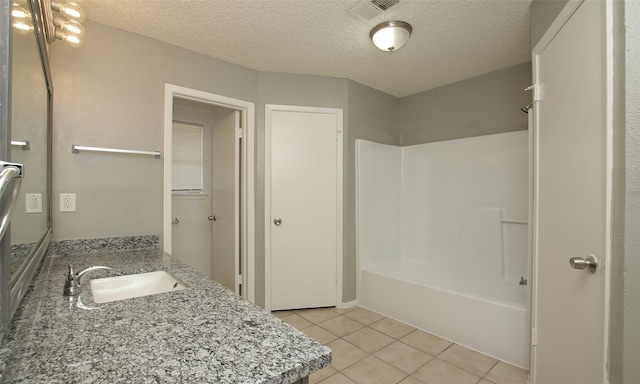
264,104 -> 344,312
163,84 -> 256,303
603,2 -> 614,383
355,140 -> 362,307
532,0 -> 583,56
340,300 -> 358,309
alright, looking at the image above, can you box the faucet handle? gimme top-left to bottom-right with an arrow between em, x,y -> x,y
66,265 -> 75,279
64,264 -> 80,296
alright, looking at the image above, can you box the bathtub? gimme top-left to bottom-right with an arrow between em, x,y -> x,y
358,257 -> 529,368
355,133 -> 530,369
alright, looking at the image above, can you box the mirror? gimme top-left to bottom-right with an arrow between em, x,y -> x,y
0,0 -> 53,332
9,0 -> 50,283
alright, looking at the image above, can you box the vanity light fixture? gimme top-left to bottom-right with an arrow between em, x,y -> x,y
41,0 -> 86,46
370,21 -> 412,52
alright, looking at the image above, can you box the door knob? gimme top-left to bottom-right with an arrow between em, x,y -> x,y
208,215 -> 216,221
273,218 -> 282,226
569,254 -> 598,272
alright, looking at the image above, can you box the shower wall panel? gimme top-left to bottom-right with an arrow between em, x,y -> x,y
355,140 -> 402,269
401,131 -> 529,265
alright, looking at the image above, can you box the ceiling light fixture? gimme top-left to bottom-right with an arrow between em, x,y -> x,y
370,21 -> 412,52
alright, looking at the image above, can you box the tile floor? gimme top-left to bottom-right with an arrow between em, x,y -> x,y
272,306 -> 528,384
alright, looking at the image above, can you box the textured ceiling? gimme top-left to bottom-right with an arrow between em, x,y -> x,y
81,0 -> 532,97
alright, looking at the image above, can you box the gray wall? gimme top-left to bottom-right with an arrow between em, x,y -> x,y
50,21 -> 257,241
397,62 -> 531,146
624,2 -> 640,383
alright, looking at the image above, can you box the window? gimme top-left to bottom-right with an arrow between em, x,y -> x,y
172,121 -> 203,193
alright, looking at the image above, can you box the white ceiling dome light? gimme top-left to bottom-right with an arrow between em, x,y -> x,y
370,21 -> 412,52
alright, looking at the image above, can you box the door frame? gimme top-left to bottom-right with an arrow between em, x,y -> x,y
163,84 -> 255,302
529,0 -> 613,381
264,104 -> 343,311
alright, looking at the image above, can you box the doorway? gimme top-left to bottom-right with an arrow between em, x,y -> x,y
163,84 -> 255,302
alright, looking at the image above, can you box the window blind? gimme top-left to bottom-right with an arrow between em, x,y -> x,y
172,122 -> 203,192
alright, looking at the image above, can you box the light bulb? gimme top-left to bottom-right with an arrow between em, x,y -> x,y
12,21 -> 32,31
53,16 -> 85,37
51,1 -> 85,21
55,29 -> 82,46
11,6 -> 30,20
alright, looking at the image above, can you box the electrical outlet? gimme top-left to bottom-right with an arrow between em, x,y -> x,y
26,193 -> 42,213
60,193 -> 76,212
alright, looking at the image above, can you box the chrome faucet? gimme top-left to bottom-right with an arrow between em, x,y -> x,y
63,264 -> 113,296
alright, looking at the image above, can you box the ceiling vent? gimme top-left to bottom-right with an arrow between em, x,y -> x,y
348,0 -> 400,21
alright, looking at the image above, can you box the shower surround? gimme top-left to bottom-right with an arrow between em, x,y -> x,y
356,131 -> 529,368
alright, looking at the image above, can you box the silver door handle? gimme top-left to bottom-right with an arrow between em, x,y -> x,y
273,218 -> 282,226
569,255 -> 598,272
209,215 -> 216,221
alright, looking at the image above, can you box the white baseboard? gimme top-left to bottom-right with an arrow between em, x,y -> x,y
339,300 -> 357,309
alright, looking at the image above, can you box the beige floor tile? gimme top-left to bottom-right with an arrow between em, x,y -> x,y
325,339 -> 368,370
303,325 -> 339,344
478,380 -> 495,384
341,356 -> 407,384
484,361 -> 529,384
271,310 -> 295,318
342,327 -> 395,353
374,341 -> 434,374
342,307 -> 384,325
319,372 -> 357,384
438,344 -> 498,377
399,376 -> 426,384
318,315 -> 365,337
411,359 -> 481,384
400,329 -> 453,356
280,313 -> 313,330
310,366 -> 338,384
370,317 -> 416,339
296,307 -> 341,324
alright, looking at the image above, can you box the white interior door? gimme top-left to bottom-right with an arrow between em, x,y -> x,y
211,109 -> 240,293
530,1 -> 610,382
267,106 -> 342,311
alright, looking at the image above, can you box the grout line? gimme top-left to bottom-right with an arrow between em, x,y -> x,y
284,307 -> 527,384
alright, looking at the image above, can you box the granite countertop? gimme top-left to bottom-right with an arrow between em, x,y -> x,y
0,249 -> 331,383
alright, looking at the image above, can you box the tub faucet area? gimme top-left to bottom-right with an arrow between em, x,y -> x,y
63,265 -> 113,296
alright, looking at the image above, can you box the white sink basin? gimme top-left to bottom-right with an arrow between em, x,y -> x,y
90,270 -> 186,303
